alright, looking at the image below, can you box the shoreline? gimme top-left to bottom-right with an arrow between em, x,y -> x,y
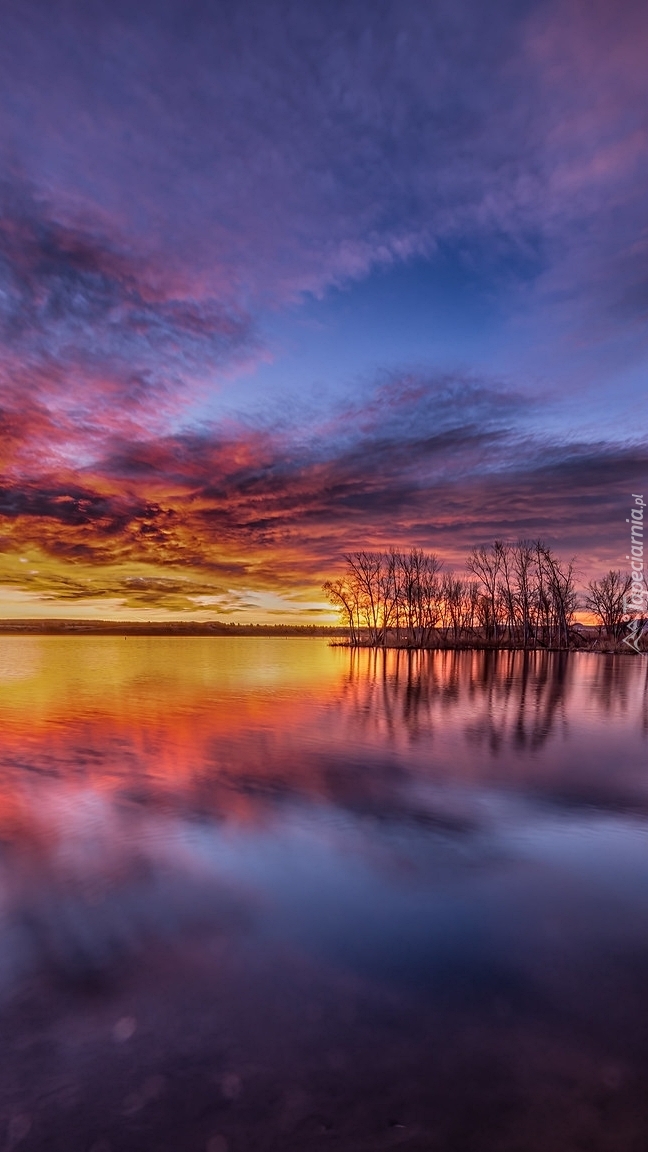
0,620 -> 347,637
0,623 -> 641,652
329,638 -> 643,655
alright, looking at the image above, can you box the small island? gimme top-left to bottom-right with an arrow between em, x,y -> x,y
324,541 -> 646,653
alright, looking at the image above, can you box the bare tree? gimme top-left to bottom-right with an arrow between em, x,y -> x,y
378,548 -> 401,646
467,544 -> 501,642
584,570 -> 633,640
539,547 -> 577,648
323,578 -> 360,645
495,541 -> 517,643
512,541 -> 535,648
344,551 -> 383,644
442,573 -> 463,643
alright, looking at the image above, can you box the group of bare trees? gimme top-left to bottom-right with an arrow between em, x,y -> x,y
324,549 -> 444,648
583,569 -> 634,641
466,541 -> 578,648
324,541 -> 589,649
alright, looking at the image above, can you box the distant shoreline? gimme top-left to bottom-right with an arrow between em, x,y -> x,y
0,622 -> 636,653
0,620 -> 348,637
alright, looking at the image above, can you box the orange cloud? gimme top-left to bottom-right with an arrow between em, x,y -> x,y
0,375 -> 646,619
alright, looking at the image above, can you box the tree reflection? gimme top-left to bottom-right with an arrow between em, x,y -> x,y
336,648 -> 646,753
0,642 -> 646,849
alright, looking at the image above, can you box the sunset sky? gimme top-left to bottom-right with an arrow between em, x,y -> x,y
0,0 -> 647,621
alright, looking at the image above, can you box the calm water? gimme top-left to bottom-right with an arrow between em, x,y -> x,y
0,638 -> 647,1151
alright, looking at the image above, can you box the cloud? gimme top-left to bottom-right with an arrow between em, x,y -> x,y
0,0 -> 628,307
0,0 -> 646,614
0,0 -> 644,424
0,373 -> 646,612
0,186 -> 257,424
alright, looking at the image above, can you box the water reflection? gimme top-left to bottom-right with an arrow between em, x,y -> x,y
341,646 -> 648,747
0,638 -> 647,1151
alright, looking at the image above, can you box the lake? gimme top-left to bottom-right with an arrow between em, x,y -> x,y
0,637 -> 647,1151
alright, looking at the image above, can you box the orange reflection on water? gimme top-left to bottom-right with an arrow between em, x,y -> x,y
1,638 -> 648,1152
0,637 -> 346,831
0,638 -> 647,843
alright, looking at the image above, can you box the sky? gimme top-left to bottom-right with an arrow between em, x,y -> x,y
0,0 -> 647,621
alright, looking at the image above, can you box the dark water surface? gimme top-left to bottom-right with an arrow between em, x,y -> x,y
0,638 -> 647,1151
